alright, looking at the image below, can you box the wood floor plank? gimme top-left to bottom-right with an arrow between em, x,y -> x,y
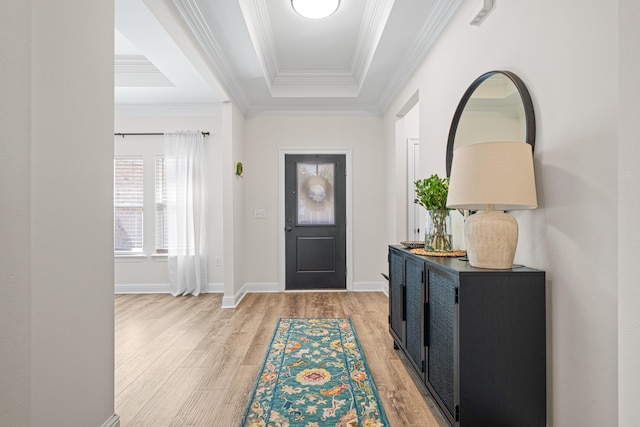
169,389 -> 224,426
115,350 -> 191,423
126,367 -> 211,427
115,310 -> 205,391
203,367 -> 258,426
115,296 -> 200,361
115,292 -> 448,426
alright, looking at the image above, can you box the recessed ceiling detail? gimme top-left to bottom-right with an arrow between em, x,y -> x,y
237,0 -> 395,98
115,55 -> 175,87
117,0 -> 464,115
114,0 -> 221,114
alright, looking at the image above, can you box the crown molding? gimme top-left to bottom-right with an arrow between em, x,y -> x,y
238,0 -> 279,82
271,70 -> 358,97
272,70 -> 356,86
378,0 -> 463,112
115,103 -> 222,116
351,0 -> 395,88
246,102 -> 382,117
115,54 -> 163,74
114,54 -> 175,87
171,0 -> 250,112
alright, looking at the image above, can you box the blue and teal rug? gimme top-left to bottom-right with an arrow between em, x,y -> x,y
239,318 -> 390,427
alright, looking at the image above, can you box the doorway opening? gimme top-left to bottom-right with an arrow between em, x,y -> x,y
395,93 -> 420,242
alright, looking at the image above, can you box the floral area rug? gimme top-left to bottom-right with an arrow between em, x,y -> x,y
239,318 -> 389,427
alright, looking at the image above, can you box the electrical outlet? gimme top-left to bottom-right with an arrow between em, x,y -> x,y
254,209 -> 266,219
215,257 -> 222,267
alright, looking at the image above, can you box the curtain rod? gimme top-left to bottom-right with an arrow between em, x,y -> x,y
114,132 -> 210,138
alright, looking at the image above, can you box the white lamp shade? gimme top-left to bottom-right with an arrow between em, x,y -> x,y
446,141 -> 537,211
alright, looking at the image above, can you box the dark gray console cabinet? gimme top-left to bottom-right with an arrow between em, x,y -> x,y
388,245 -> 546,426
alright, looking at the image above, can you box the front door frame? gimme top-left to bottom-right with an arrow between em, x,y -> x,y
279,148 -> 353,292
407,137 -> 422,241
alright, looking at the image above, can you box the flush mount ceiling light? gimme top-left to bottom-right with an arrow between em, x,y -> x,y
291,0 -> 340,19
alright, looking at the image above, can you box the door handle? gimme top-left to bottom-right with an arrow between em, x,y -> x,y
285,226 -> 292,232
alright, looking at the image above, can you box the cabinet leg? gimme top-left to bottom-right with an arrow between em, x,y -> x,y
393,341 -> 399,350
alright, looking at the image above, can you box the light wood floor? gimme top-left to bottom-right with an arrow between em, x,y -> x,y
115,292 -> 448,426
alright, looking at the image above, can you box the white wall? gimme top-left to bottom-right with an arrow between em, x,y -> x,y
221,102 -> 247,305
385,0 -> 618,425
114,114 -> 225,290
0,0 -> 31,424
618,0 -> 640,425
2,2 -> 115,425
405,103 -> 419,138
242,115 -> 387,289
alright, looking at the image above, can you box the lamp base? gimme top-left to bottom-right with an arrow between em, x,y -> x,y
464,210 -> 518,269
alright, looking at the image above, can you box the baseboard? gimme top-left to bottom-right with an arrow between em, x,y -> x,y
114,282 -> 224,294
221,282 -> 280,308
352,281 -> 389,296
244,282 -> 280,293
206,282 -> 224,293
221,286 -> 246,309
101,414 -> 120,427
115,281 -> 387,305
114,283 -> 171,294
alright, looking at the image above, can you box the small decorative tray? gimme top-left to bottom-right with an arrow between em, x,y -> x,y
400,241 -> 425,249
410,248 -> 467,258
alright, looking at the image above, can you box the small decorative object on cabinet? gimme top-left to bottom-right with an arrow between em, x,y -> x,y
388,245 -> 546,426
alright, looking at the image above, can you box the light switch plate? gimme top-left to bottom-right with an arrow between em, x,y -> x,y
254,209 -> 266,219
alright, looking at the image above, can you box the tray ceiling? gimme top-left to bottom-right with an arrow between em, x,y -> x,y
115,0 -> 463,115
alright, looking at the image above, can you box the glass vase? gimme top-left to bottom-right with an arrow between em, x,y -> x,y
425,209 -> 452,252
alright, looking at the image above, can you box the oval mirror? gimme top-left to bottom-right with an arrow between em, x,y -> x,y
446,71 -> 535,176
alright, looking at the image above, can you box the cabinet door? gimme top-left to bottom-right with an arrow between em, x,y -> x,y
427,270 -> 457,423
388,249 -> 404,345
404,257 -> 425,375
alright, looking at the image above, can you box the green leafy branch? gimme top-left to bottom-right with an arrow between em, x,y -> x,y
414,174 -> 450,211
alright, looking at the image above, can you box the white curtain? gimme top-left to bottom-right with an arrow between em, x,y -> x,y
165,130 -> 208,296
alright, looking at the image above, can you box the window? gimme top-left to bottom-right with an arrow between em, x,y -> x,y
113,154 -> 171,256
114,157 -> 144,253
155,156 -> 168,253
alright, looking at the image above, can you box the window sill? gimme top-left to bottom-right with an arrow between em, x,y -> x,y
115,252 -> 146,257
114,253 -> 147,262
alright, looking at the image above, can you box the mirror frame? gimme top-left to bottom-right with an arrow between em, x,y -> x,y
445,70 -> 536,176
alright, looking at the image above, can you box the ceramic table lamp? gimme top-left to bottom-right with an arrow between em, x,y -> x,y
446,141 -> 537,269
